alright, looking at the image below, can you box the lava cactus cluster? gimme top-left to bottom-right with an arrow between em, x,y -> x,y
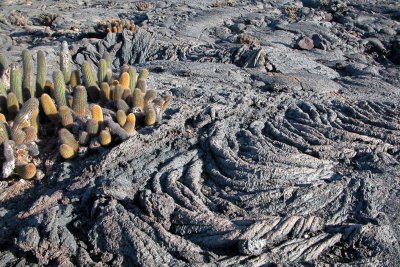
0,41 -> 170,180
95,18 -> 138,34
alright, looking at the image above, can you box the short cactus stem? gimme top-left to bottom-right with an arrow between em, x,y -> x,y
72,85 -> 87,118
40,93 -> 58,121
59,144 -> 77,159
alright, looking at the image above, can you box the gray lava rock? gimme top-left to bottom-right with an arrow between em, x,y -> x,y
297,36 -> 314,50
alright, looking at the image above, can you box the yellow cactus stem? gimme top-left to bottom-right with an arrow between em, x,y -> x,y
0,113 -> 5,123
119,72 -> 130,89
144,106 -> 157,126
86,119 -> 99,136
78,131 -> 90,145
138,68 -> 149,80
100,82 -> 111,102
45,79 -> 55,97
132,88 -> 144,109
128,67 -> 137,93
116,110 -> 127,127
23,126 -> 37,143
136,78 -> 147,93
59,143 -> 77,159
91,104 -> 103,123
58,106 -> 74,128
59,128 -> 79,151
70,70 -> 81,89
112,79 -> 119,86
72,85 -> 87,118
123,113 -> 136,134
144,89 -> 157,107
40,93 -> 58,121
0,122 -> 9,145
99,129 -> 112,146
15,163 -> 36,179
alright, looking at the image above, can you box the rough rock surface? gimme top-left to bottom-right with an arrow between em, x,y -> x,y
1,0 -> 400,265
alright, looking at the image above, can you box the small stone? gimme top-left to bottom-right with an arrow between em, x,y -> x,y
297,36 -> 314,50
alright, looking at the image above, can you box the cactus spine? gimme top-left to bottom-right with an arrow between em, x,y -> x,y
72,85 -> 87,118
53,70 -> 67,107
22,50 -> 35,99
36,50 -> 46,96
60,41 -> 71,84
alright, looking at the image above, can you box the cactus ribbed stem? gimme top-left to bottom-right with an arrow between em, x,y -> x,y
53,70 -> 67,107
82,61 -> 100,102
36,50 -> 46,96
72,85 -> 87,118
98,59 -> 108,83
10,64 -> 23,104
22,50 -> 35,99
128,67 -> 137,93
